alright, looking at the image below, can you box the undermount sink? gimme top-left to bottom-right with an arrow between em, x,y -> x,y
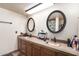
47,42 -> 60,47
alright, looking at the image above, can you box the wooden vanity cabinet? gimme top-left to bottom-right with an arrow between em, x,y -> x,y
18,37 -> 75,56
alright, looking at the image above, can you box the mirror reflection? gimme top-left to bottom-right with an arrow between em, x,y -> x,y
28,19 -> 34,30
47,10 -> 66,33
27,18 -> 35,32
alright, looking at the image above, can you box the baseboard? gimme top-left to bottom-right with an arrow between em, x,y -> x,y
2,49 -> 19,56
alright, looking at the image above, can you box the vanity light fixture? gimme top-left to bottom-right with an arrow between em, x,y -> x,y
25,3 -> 54,14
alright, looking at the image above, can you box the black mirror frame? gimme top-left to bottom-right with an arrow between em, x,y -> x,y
27,18 -> 35,32
46,10 -> 66,33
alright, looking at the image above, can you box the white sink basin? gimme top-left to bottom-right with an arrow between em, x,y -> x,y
48,42 -> 60,47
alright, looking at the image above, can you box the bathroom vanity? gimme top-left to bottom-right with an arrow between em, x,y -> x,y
17,36 -> 79,56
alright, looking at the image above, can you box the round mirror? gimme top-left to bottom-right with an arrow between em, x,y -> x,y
47,10 -> 66,33
27,18 -> 35,32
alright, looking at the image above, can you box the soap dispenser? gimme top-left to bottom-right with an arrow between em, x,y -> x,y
53,36 -> 56,43
67,38 -> 71,47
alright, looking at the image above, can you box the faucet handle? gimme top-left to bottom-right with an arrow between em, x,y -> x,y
53,37 -> 56,42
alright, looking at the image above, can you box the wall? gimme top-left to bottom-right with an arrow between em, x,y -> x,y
0,8 -> 27,55
27,3 -> 79,40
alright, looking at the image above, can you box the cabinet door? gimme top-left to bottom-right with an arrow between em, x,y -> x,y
18,39 -> 26,55
41,47 -> 55,56
32,43 -> 41,56
20,39 -> 27,54
26,41 -> 32,56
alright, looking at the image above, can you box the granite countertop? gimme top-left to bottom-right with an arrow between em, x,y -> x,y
18,36 -> 79,56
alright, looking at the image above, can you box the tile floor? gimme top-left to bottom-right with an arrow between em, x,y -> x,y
3,51 -> 23,56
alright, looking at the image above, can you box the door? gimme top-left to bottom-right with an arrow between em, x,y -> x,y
0,22 -> 16,55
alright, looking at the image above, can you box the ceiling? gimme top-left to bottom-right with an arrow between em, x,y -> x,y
0,3 -> 38,16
